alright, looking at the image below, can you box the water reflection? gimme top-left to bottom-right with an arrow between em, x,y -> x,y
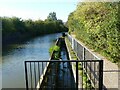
2,33 -> 62,88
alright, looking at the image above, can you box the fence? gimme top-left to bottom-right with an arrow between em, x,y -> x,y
25,60 -> 103,90
24,34 -> 103,89
66,34 -> 103,89
67,34 -> 101,60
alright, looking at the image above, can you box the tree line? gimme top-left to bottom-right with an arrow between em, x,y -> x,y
67,2 -> 120,63
1,12 -> 68,45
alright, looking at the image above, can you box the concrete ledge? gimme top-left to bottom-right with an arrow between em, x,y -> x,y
36,38 -> 62,89
65,37 -> 82,88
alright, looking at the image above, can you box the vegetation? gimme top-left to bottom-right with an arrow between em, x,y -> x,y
2,12 -> 68,45
67,2 -> 120,63
65,37 -> 78,60
78,63 -> 93,89
66,37 -> 93,88
49,45 -> 61,60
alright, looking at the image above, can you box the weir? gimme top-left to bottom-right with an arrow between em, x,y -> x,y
24,33 -> 103,90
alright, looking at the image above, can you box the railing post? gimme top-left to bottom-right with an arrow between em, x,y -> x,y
25,61 -> 28,90
76,61 -> 78,90
83,47 -> 85,60
83,48 -> 86,69
99,60 -> 103,90
76,42 -> 78,57
72,37 -> 74,50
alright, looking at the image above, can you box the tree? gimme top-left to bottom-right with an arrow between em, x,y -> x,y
12,17 -> 25,33
47,12 -> 57,21
2,12 -> 68,45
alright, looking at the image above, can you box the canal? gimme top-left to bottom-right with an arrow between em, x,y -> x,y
38,38 -> 76,89
56,40 -> 75,89
2,33 -> 62,88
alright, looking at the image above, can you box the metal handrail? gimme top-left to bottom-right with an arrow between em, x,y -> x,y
25,60 -> 103,90
24,34 -> 103,89
25,60 -> 102,62
66,33 -> 101,60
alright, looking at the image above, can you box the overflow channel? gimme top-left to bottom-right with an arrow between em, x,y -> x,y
38,37 -> 76,89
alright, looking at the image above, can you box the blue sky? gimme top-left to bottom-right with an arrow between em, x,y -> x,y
0,0 -> 80,22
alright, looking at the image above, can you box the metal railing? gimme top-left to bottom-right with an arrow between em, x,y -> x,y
66,34 -> 103,89
25,60 -> 103,90
24,34 -> 103,89
67,34 -> 101,60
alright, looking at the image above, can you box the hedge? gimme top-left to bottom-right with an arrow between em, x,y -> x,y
67,2 -> 120,63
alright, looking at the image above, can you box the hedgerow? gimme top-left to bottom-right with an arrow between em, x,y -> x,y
67,2 -> 120,63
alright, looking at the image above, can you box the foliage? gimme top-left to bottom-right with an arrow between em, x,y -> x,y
47,12 -> 57,21
67,2 -> 120,63
49,45 -> 61,59
2,12 -> 68,45
49,45 -> 60,54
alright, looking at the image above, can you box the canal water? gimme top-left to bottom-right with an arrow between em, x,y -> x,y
56,40 -> 75,89
2,33 -> 62,88
39,38 -> 76,89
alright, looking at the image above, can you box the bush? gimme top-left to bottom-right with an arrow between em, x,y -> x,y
2,12 -> 68,45
49,45 -> 60,54
49,45 -> 61,59
67,2 -> 120,63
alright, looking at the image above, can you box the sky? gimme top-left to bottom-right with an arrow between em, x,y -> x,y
0,0 -> 80,22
